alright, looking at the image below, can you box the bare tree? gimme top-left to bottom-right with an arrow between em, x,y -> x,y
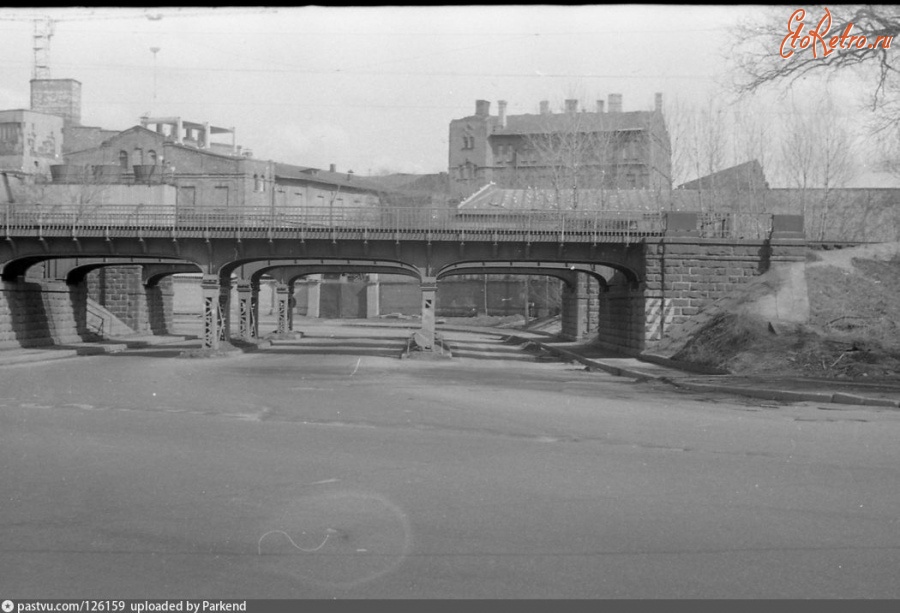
523,104 -> 615,210
778,93 -> 857,239
667,95 -> 731,213
733,6 -> 898,107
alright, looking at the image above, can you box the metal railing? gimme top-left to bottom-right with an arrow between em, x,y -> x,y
2,203 -> 784,241
697,212 -> 774,239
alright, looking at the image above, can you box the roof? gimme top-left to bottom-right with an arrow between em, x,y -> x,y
678,160 -> 769,191
457,183 -> 671,212
452,110 -> 658,136
365,172 -> 450,194
274,163 -> 384,192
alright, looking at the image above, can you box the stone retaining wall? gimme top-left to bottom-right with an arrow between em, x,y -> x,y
0,279 -> 92,349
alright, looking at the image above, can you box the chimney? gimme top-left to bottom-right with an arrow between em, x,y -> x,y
596,100 -> 605,113
329,163 -> 336,173
475,99 -> 491,117
539,100 -> 550,115
498,100 -> 507,128
565,99 -> 578,113
655,92 -> 663,112
608,93 -> 622,113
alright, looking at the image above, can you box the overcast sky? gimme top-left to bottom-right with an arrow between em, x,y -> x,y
0,5 -> 882,184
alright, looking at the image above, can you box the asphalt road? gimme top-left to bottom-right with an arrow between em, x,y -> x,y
1,324 -> 899,599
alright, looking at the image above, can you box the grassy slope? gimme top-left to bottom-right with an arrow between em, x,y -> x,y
667,244 -> 900,381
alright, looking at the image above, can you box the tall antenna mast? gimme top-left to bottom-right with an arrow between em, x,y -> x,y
32,17 -> 55,79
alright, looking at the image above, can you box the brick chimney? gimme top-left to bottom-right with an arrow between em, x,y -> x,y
565,99 -> 578,113
475,99 -> 491,117
655,92 -> 663,112
596,100 -> 605,113
539,100 -> 550,115
608,93 -> 623,113
498,100 -> 507,128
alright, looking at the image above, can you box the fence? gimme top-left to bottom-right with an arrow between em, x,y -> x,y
2,203 -> 786,241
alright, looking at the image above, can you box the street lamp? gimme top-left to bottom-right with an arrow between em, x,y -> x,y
150,46 -> 160,113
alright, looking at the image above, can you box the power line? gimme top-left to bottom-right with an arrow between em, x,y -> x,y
26,60 -> 720,81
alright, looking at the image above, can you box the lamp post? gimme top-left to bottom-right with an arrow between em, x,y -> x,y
150,46 -> 160,113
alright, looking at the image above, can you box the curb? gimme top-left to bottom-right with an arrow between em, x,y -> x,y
0,349 -> 80,367
504,335 -> 659,380
671,381 -> 900,408
506,335 -> 900,409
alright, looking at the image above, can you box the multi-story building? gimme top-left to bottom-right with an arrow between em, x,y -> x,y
448,94 -> 672,201
0,109 -> 63,179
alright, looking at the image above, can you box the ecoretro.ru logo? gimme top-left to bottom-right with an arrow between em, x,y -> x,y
780,7 -> 893,59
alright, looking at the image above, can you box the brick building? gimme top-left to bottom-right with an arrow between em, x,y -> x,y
448,94 -> 672,201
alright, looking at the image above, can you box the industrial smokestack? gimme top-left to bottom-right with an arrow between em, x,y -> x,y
608,93 -> 622,113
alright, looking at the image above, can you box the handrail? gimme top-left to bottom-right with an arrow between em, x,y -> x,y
0,204 -> 778,240
85,300 -> 107,337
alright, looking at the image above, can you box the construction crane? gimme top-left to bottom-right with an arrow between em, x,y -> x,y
0,8 -> 277,80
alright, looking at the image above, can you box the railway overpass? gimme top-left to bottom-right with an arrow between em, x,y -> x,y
0,204 -> 806,353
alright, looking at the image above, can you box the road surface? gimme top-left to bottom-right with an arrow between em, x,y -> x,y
1,324 -> 899,598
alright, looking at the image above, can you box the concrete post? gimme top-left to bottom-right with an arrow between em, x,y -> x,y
236,279 -> 253,341
417,277 -> 438,350
560,273 -> 589,341
200,274 -> 221,350
366,274 -> 380,319
306,274 -> 321,318
276,283 -> 291,334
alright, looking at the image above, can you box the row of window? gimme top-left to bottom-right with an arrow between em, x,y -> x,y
118,149 -> 158,168
0,123 -> 20,142
454,164 -> 649,187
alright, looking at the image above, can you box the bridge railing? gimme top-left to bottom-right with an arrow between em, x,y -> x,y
697,212 -> 774,239
2,203 -> 789,241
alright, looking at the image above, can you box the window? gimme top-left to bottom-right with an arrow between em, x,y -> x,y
0,123 -> 19,141
118,150 -> 129,168
133,147 -> 143,165
214,186 -> 229,211
177,186 -> 196,210
148,150 -> 157,164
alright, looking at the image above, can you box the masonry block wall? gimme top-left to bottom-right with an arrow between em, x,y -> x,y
560,274 -> 601,341
84,266 -> 174,334
0,279 -> 91,350
595,275 -> 645,353
87,266 -> 143,332
640,238 -> 807,354
147,278 -> 175,335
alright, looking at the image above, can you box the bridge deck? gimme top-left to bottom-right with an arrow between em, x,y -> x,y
2,205 -> 775,241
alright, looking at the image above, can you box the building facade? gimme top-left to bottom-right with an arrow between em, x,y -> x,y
448,94 -> 672,201
0,109 -> 63,178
